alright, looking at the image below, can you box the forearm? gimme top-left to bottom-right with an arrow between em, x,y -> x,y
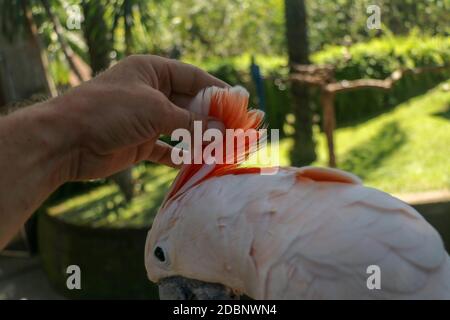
0,99 -> 74,249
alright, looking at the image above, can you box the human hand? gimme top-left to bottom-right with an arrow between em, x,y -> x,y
0,54 -> 229,248
50,54 -> 228,182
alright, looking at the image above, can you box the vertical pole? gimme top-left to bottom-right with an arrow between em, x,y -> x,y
322,91 -> 336,167
285,0 -> 316,166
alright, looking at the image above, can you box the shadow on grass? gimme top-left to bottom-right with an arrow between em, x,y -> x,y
49,167 -> 174,227
339,121 -> 406,179
433,102 -> 450,120
51,192 -> 124,225
334,77 -> 450,129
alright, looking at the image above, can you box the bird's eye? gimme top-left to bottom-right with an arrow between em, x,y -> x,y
154,246 -> 166,262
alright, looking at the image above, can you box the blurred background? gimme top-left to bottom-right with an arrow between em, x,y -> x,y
0,0 -> 449,299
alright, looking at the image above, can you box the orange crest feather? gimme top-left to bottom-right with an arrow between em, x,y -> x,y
164,86 -> 265,205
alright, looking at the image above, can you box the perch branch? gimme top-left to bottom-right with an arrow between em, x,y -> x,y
325,65 -> 449,93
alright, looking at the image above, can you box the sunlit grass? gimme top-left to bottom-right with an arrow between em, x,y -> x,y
257,81 -> 450,194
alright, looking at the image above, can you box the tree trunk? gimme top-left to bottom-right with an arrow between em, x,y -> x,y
124,0 -> 133,56
81,0 -> 113,75
81,0 -> 134,201
110,167 -> 134,203
22,0 -> 56,98
285,0 -> 316,166
0,0 -> 56,111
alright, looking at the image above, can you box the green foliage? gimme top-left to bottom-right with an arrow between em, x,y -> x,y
4,0 -> 448,90
165,0 -> 450,61
158,0 -> 285,60
197,35 -> 449,130
193,55 -> 290,135
313,34 -> 450,76
307,0 -> 450,52
3,0 -> 450,64
0,0 -> 42,41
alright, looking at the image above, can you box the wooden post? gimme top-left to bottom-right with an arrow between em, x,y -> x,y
322,91 -> 336,167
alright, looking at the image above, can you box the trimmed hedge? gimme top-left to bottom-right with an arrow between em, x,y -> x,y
312,34 -> 450,125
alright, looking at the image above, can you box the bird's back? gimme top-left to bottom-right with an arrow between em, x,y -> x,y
200,167 -> 450,299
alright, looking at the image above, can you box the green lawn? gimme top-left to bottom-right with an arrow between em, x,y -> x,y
48,81 -> 450,227
274,81 -> 450,194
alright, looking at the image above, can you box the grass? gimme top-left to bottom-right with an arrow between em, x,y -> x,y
48,81 -> 450,227
317,81 -> 450,193
272,81 -> 450,194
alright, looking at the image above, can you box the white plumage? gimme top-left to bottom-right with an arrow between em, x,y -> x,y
146,166 -> 450,299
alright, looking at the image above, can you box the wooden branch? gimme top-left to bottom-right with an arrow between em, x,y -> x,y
325,65 -> 449,93
290,74 -> 327,87
292,64 -> 334,74
325,79 -> 393,93
290,64 -> 335,85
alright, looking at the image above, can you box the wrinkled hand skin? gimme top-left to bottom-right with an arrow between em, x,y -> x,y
0,55 -> 227,249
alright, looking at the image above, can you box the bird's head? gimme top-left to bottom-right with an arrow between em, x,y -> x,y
145,186 -> 240,300
145,85 -> 265,299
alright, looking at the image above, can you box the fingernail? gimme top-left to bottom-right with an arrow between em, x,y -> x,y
207,120 -> 225,133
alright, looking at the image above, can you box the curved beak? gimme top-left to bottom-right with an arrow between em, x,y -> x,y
158,276 -> 239,300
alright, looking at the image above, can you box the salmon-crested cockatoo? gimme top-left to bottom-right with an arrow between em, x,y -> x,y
145,86 -> 450,300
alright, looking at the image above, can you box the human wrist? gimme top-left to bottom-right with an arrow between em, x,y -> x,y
0,97 -> 79,189
0,100 -> 77,248
35,95 -> 84,186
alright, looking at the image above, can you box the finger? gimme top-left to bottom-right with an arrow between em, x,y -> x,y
108,139 -> 179,170
95,143 -> 151,178
148,140 -> 184,168
170,93 -> 194,109
159,101 -> 226,138
163,58 -> 229,96
157,98 -> 208,136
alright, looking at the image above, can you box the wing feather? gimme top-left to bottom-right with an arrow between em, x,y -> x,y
238,171 -> 450,299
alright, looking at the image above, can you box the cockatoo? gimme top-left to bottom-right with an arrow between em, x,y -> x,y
145,86 -> 450,300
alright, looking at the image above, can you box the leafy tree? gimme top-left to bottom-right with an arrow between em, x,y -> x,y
110,0 -> 156,56
307,0 -> 450,52
40,0 -> 85,82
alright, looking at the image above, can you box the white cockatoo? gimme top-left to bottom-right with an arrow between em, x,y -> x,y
145,86 -> 450,300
